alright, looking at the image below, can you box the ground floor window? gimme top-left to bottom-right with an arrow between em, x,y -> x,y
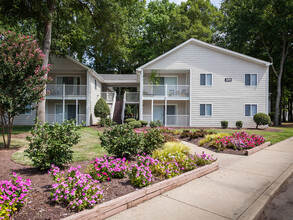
200,104 -> 212,116
245,104 -> 257,116
153,105 -> 176,124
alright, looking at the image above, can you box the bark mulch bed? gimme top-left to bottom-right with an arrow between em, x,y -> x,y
0,149 -> 163,220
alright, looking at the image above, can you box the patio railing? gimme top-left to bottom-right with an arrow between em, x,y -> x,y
45,114 -> 86,125
143,85 -> 190,98
46,84 -> 87,98
101,92 -> 116,102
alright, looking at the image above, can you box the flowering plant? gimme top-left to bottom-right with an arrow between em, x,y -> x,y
87,155 -> 128,182
152,159 -> 181,179
192,152 -> 217,166
0,173 -> 31,219
128,163 -> 154,187
49,165 -> 103,211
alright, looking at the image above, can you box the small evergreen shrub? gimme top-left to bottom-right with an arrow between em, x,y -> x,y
163,133 -> 179,143
221,121 -> 228,129
100,124 -> 144,157
253,113 -> 271,129
149,120 -> 163,128
98,118 -> 115,127
143,128 -> 165,154
139,120 -> 148,127
125,118 -> 136,123
180,129 -> 191,138
94,98 -> 110,118
25,120 -> 81,170
236,121 -> 243,129
129,120 -> 142,128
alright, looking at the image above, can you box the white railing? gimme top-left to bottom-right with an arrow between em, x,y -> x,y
125,92 -> 140,103
121,92 -> 126,123
143,85 -> 190,98
143,115 -> 152,124
110,92 -> 117,120
101,92 -> 115,102
46,84 -> 86,97
166,115 -> 190,127
45,114 -> 86,125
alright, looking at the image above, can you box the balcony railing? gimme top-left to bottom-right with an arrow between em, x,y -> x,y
126,92 -> 139,103
101,92 -> 116,102
143,85 -> 190,98
45,114 -> 86,125
142,115 -> 189,127
46,84 -> 86,98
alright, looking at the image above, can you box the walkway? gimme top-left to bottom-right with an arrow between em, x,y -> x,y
108,137 -> 293,220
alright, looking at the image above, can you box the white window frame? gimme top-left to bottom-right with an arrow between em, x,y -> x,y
199,104 -> 213,116
22,104 -> 32,115
200,73 -> 213,86
244,104 -> 258,117
244,73 -> 258,86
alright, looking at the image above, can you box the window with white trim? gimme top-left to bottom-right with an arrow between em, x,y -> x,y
200,104 -> 212,116
22,105 -> 32,115
200,74 -> 212,86
245,104 -> 257,116
245,74 -> 257,86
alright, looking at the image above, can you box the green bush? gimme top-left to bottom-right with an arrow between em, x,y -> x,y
129,121 -> 142,128
143,128 -> 165,154
221,121 -> 228,129
235,121 -> 243,129
125,118 -> 136,123
94,98 -> 110,118
25,120 -> 81,170
149,120 -> 163,128
253,113 -> 271,129
139,120 -> 148,127
100,124 -> 144,157
152,142 -> 190,160
180,129 -> 191,138
98,118 -> 115,127
163,133 -> 179,143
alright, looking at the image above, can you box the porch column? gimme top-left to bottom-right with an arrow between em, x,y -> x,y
139,70 -> 143,120
86,71 -> 90,126
165,99 -> 167,127
76,99 -> 78,125
62,83 -> 65,122
151,99 -> 154,121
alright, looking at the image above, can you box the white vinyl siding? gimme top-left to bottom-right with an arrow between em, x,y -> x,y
200,74 -> 212,86
200,104 -> 212,116
245,104 -> 257,116
89,73 -> 102,125
245,74 -> 257,86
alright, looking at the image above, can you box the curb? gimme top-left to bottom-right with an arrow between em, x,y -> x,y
245,141 -> 271,156
237,163 -> 293,220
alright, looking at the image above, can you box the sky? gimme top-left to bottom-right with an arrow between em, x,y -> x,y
146,0 -> 222,8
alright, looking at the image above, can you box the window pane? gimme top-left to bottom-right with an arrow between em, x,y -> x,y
206,104 -> 212,116
200,104 -> 205,116
252,105 -> 257,116
200,74 -> 206,85
207,74 -> 212,86
251,74 -> 257,86
245,104 -> 251,116
245,74 -> 250,86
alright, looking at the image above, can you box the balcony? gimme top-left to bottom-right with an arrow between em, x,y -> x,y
46,114 -> 86,125
46,84 -> 86,99
143,85 -> 190,99
125,92 -> 139,103
101,92 -> 116,103
142,114 -> 189,127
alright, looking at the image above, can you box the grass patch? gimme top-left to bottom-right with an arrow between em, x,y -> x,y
11,126 -> 33,135
9,127 -> 107,166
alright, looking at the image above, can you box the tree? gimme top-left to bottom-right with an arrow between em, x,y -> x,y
0,31 -> 51,148
94,98 -> 110,118
219,0 -> 293,126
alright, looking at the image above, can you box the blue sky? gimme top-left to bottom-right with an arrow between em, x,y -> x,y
146,0 -> 222,8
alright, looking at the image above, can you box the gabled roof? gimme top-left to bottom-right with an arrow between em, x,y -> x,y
137,38 -> 271,71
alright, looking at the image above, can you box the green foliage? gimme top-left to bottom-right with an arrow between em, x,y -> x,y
163,133 -> 179,143
199,133 -> 229,146
148,70 -> 160,85
180,129 -> 191,138
125,105 -> 134,118
98,118 -> 115,127
125,118 -> 136,123
236,121 -> 243,129
269,112 -> 275,122
152,142 -> 190,160
221,121 -> 228,129
129,120 -> 142,128
143,128 -> 165,154
189,129 -> 210,139
253,113 -> 271,129
94,98 -> 110,118
138,120 -> 148,127
25,120 -> 81,170
100,124 -> 144,158
149,120 -> 163,128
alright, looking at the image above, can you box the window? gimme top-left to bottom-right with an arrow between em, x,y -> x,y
245,104 -> 257,116
200,74 -> 212,86
245,74 -> 257,86
200,104 -> 212,116
22,105 -> 32,115
95,80 -> 97,90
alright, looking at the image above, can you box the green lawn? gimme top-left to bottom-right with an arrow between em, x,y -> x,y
9,127 -> 107,166
11,126 -> 34,135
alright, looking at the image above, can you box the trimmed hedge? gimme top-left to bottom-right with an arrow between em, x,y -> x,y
125,118 -> 136,123
221,121 -> 228,129
235,121 -> 243,129
253,113 -> 271,129
94,98 -> 110,118
139,120 -> 148,127
129,121 -> 142,128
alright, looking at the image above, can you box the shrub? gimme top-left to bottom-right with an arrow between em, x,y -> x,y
152,142 -> 190,160
128,163 -> 154,187
253,113 -> 271,129
129,120 -> 142,128
139,120 -> 148,127
49,165 -> 103,211
0,173 -> 31,219
25,120 -> 81,170
180,129 -> 191,138
142,128 -> 165,154
149,120 -> 163,128
87,155 -> 128,182
163,133 -> 179,143
98,118 -> 115,127
125,118 -> 136,123
100,124 -> 144,158
236,121 -> 243,129
94,98 -> 110,119
221,121 -> 228,129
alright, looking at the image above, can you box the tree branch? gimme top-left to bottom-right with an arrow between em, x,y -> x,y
260,33 -> 277,76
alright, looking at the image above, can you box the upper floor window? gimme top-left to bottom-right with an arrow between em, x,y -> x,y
57,76 -> 80,85
154,76 -> 177,85
22,105 -> 32,115
95,80 -> 97,90
245,104 -> 257,116
245,74 -> 257,86
200,74 -> 212,86
200,104 -> 212,116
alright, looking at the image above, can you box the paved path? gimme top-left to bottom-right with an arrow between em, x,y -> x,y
108,137 -> 293,220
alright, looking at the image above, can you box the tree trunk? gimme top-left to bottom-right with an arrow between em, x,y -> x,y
37,1 -> 55,124
274,73 -> 282,126
289,96 -> 293,122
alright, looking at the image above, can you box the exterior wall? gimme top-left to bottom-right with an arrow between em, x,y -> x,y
46,100 -> 86,114
144,43 -> 268,128
89,74 -> 102,125
143,100 -> 189,115
13,105 -> 37,125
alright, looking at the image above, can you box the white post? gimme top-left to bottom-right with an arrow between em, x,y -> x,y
62,83 -> 65,122
165,99 -> 167,127
151,99 -> 154,122
76,99 -> 78,125
139,70 -> 143,120
86,71 -> 90,126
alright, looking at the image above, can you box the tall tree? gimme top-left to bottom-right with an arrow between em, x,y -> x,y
219,0 -> 293,126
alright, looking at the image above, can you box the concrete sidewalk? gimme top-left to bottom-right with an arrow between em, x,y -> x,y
108,137 -> 293,220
